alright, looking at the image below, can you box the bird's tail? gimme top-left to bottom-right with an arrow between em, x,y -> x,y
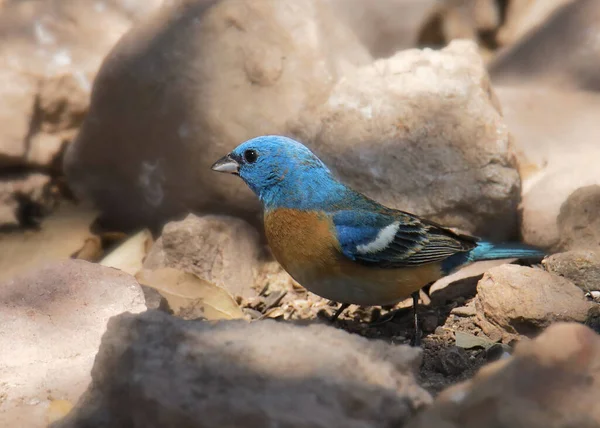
469,241 -> 546,262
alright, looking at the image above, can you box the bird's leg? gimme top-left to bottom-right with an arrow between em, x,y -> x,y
330,302 -> 350,322
410,291 -> 421,347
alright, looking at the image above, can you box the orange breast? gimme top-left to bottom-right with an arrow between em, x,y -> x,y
263,208 -> 443,306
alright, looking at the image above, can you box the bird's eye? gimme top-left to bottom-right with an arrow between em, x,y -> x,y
243,149 -> 258,164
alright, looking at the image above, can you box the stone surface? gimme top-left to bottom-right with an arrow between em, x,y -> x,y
543,250 -> 600,293
556,185 -> 600,251
0,259 -> 146,428
490,0 -> 600,91
144,213 -> 261,299
494,86 -> 600,249
64,0 -> 371,231
54,310 -> 431,428
475,264 -> 595,342
0,0 -> 162,167
327,0 -> 437,58
407,322 -> 600,428
294,40 -> 521,240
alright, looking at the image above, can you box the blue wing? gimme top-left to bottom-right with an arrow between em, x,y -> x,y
332,209 -> 476,268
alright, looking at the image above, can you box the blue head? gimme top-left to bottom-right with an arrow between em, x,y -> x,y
211,135 -> 351,210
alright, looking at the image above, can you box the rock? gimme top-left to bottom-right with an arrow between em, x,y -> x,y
556,185 -> 600,251
327,0 -> 437,58
494,86 -> 600,249
406,322 -> 600,428
53,310 -> 431,428
144,214 -> 261,299
0,0 -> 162,168
0,260 -> 146,428
496,0 -> 574,46
64,0 -> 371,231
543,250 -> 600,292
295,40 -> 521,240
490,0 -> 600,91
436,346 -> 469,376
475,265 -> 595,342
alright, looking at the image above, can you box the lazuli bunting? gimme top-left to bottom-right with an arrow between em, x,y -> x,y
212,135 -> 545,345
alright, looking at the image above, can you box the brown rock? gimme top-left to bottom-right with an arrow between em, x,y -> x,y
490,0 -> 600,91
475,265 -> 595,341
53,310 -> 431,428
0,259 -> 146,428
0,0 -> 162,167
494,86 -> 600,249
406,322 -> 600,428
144,214 -> 261,299
64,0 -> 371,231
557,185 -> 600,251
295,40 -> 521,240
543,250 -> 600,292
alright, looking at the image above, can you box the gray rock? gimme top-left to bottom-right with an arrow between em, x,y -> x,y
54,310 -> 431,428
64,0 -> 371,231
0,260 -> 146,428
295,40 -> 521,240
543,250 -> 600,292
144,213 -> 261,299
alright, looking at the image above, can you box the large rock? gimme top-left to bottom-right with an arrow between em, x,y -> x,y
64,0 -> 371,231
494,86 -> 600,249
54,310 -> 431,428
0,0 -> 162,168
407,322 -> 600,428
475,264 -> 595,342
556,185 -> 600,251
0,260 -> 146,428
144,213 -> 261,299
294,40 -> 521,240
65,1 -> 520,240
490,0 -> 600,91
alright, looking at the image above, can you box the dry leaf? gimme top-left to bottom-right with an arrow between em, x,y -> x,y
100,229 -> 153,275
72,236 -> 103,261
135,267 -> 244,320
46,399 -> 74,424
455,331 -> 496,350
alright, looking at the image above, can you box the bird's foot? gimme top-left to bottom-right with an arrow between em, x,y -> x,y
329,302 -> 350,322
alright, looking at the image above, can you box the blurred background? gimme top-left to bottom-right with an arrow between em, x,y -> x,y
2,1 -> 600,427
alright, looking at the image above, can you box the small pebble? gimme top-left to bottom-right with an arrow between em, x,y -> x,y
437,346 -> 469,376
486,343 -> 513,362
450,305 -> 476,317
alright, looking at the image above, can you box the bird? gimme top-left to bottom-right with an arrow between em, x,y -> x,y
211,135 -> 545,345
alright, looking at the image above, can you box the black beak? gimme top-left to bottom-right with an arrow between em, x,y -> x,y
211,154 -> 240,174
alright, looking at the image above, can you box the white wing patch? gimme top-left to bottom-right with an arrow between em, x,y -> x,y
355,221 -> 400,254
